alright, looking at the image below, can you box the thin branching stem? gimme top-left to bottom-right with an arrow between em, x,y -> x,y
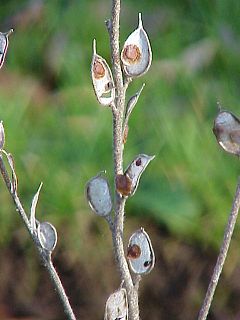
198,180 -> 240,320
109,0 -> 140,319
0,154 -> 77,320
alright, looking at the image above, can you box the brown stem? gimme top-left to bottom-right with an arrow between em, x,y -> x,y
198,180 -> 240,320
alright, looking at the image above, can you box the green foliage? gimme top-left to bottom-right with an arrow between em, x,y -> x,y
0,0 -> 240,250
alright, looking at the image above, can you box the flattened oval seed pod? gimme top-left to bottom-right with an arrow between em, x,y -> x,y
213,110 -> 240,156
91,39 -> 115,106
0,29 -> 13,69
124,154 -> 155,196
121,13 -> 152,78
37,222 -> 57,252
86,173 -> 112,216
0,121 -> 5,150
127,228 -> 155,275
104,288 -> 128,320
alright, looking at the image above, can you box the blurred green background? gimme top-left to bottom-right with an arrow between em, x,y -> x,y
1,0 -> 240,319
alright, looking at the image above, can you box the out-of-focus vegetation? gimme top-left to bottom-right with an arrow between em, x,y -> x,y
1,0 -> 240,319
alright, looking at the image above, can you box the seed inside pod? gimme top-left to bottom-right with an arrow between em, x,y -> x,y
93,60 -> 105,79
116,174 -> 132,197
122,44 -> 141,64
127,244 -> 141,259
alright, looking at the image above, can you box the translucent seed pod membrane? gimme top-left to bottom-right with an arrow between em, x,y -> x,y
91,39 -> 115,106
37,222 -> 57,252
0,29 -> 13,69
121,13 -> 152,77
127,228 -> 155,275
104,288 -> 128,320
213,110 -> 240,156
86,173 -> 112,217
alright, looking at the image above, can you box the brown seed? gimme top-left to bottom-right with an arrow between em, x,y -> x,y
127,244 -> 141,259
93,60 -> 105,79
123,44 -> 141,64
116,174 -> 132,196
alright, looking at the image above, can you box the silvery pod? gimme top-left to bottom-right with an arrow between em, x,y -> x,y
121,13 -> 152,78
104,288 -> 128,320
123,154 -> 155,196
91,39 -> 115,106
37,222 -> 57,252
86,173 -> 112,217
213,110 -> 240,156
127,228 -> 155,275
0,29 -> 13,69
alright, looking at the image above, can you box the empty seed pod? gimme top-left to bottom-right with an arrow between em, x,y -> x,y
86,173 -> 112,216
0,121 -> 5,150
121,13 -> 152,77
127,228 -> 155,275
0,29 -> 13,69
104,288 -> 128,320
91,39 -> 115,106
37,221 -> 57,252
124,154 -> 155,196
213,110 -> 240,156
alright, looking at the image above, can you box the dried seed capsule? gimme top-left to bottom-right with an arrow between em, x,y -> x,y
0,29 -> 13,69
104,288 -> 128,320
37,221 -> 57,252
124,154 -> 155,196
86,173 -> 112,216
127,228 -> 155,275
213,110 -> 240,156
121,13 -> 152,77
91,39 -> 115,106
0,121 -> 5,150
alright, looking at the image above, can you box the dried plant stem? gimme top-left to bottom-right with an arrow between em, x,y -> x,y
109,0 -> 140,319
198,180 -> 240,320
0,155 -> 76,320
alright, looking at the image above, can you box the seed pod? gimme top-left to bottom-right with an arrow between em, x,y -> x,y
86,173 -> 112,216
0,29 -> 13,69
0,121 -> 5,150
127,228 -> 155,275
37,221 -> 57,252
213,110 -> 240,156
124,154 -> 155,196
91,39 -> 115,106
121,13 -> 152,77
104,288 -> 128,320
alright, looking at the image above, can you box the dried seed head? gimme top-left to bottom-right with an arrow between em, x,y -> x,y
91,39 -> 115,106
213,110 -> 240,156
121,13 -> 152,77
37,221 -> 57,252
116,174 -> 132,197
86,173 -> 112,216
127,228 -> 155,275
0,121 -> 5,150
122,44 -> 141,64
